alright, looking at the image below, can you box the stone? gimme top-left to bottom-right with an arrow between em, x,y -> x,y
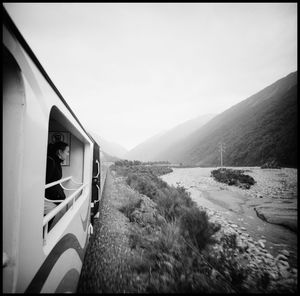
258,240 -> 265,248
265,253 -> 274,260
280,250 -> 290,257
163,261 -> 173,271
254,203 -> 297,232
237,240 -> 248,252
291,268 -> 297,275
248,263 -> 255,269
210,269 -> 219,280
243,253 -> 249,260
277,259 -> 290,269
269,272 -> 278,281
278,265 -> 290,278
276,254 -> 288,262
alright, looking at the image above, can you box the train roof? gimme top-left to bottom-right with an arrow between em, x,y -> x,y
2,6 -> 100,147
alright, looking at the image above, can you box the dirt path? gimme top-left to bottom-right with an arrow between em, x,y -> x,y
77,168 -> 135,293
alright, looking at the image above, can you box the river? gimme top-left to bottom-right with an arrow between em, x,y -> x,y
161,167 -> 298,268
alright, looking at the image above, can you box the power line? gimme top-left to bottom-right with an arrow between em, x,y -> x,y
181,236 -> 240,293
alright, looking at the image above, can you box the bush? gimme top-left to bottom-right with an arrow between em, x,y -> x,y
126,174 -> 158,200
121,165 -> 219,251
180,207 -> 216,250
211,168 -> 256,189
112,163 -> 230,292
119,197 -> 142,220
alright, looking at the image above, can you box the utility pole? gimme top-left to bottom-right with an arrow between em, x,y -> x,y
219,142 -> 226,167
220,142 -> 223,167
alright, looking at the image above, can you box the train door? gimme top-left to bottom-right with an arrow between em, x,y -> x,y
91,141 -> 101,224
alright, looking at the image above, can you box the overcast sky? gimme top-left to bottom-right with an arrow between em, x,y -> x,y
4,3 -> 297,150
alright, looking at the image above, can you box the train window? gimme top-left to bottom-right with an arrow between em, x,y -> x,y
43,106 -> 87,241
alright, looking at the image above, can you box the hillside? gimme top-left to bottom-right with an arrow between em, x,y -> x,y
125,114 -> 216,161
89,131 -> 128,159
155,71 -> 297,168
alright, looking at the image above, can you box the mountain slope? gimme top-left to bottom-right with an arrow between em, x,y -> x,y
89,131 -> 128,158
125,114 -> 216,161
156,71 -> 297,167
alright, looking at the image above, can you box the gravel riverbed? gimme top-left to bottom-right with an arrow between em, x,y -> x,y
162,167 -> 297,292
161,167 -> 297,268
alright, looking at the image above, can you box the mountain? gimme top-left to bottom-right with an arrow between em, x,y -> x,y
101,150 -> 121,162
156,71 -> 297,168
89,131 -> 128,158
125,114 -> 216,161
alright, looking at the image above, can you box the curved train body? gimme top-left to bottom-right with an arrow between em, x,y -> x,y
3,8 -> 103,293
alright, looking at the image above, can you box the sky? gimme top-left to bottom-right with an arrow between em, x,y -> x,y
3,3 -> 297,150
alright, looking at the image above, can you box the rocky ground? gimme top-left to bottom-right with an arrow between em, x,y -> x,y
203,206 -> 298,293
162,166 -> 298,292
162,167 -> 297,262
228,167 -> 297,232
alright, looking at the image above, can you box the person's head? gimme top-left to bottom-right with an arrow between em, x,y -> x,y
48,141 -> 69,161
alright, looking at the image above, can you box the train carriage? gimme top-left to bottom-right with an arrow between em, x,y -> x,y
3,7 -> 102,293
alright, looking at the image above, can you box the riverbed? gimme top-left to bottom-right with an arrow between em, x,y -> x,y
161,167 -> 298,268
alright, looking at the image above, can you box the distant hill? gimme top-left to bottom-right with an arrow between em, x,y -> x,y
125,114 -> 216,161
101,150 -> 120,162
156,71 -> 297,168
89,131 -> 128,158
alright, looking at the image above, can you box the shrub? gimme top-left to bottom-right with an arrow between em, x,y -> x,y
120,164 -> 218,251
211,168 -> 256,188
113,163 -> 227,292
179,207 -> 217,250
119,197 -> 142,220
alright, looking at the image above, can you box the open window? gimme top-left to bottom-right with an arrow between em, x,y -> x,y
43,106 -> 88,242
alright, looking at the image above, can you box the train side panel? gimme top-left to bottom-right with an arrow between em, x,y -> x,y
3,13 -> 95,293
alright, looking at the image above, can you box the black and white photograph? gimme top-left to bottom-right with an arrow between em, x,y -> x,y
3,3 -> 297,293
